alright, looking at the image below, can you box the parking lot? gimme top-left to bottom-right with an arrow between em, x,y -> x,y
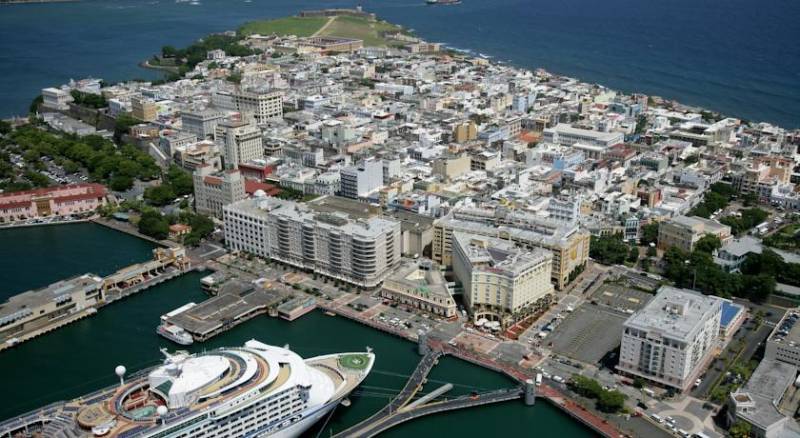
590,282 -> 653,314
549,304 -> 628,364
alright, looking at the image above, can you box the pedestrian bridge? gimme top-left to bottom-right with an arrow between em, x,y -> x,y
332,348 -> 529,438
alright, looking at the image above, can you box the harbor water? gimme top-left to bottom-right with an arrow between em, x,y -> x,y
0,223 -> 595,437
0,0 -> 798,127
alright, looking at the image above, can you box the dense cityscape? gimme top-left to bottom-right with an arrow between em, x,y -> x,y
1,7 -> 800,438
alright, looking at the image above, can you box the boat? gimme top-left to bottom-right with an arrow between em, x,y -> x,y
156,323 -> 194,345
0,341 -> 375,438
426,0 -> 462,4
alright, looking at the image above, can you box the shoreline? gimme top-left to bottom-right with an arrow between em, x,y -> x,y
0,0 -> 78,4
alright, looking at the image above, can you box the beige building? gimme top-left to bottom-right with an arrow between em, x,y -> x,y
234,88 -> 283,125
380,259 -> 456,318
193,165 -> 246,218
432,154 -> 471,181
657,215 -> 732,252
131,96 -> 157,122
215,118 -> 263,169
452,121 -> 478,143
732,157 -> 793,200
452,232 -> 554,325
433,206 -> 590,290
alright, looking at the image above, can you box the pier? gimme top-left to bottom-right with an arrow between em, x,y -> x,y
0,246 -> 191,352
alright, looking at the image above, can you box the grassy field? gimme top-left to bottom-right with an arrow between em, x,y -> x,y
317,15 -> 407,47
238,16 -> 327,37
239,15 -> 409,47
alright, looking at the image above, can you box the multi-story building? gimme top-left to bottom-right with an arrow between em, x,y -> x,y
41,87 -> 73,110
192,165 -> 246,218
339,158 -> 384,199
234,88 -> 283,124
223,196 -> 401,288
453,232 -> 554,325
432,205 -> 590,290
215,118 -> 263,169
542,123 -> 624,148
547,194 -> 582,224
0,183 -> 107,223
617,286 -> 722,392
732,157 -> 793,201
181,108 -> 225,139
452,121 -> 477,143
657,215 -> 732,252
131,96 -> 158,122
432,154 -> 471,181
380,259 -> 456,318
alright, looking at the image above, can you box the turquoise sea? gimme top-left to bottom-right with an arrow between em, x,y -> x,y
0,0 -> 798,127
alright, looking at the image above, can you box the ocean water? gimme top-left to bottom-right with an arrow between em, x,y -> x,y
0,0 -> 798,127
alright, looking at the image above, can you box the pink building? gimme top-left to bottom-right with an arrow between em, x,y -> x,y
0,183 -> 108,223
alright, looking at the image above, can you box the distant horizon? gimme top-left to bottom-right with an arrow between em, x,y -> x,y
0,0 -> 798,128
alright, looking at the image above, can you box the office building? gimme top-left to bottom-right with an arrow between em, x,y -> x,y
223,195 -> 401,288
542,123 -> 624,148
380,259 -> 456,318
617,286 -> 722,392
181,108 -> 225,139
215,118 -> 263,169
234,88 -> 283,124
192,165 -> 246,218
657,215 -> 732,252
453,232 -> 554,325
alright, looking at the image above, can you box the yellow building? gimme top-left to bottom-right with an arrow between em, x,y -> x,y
432,154 -> 471,181
131,96 -> 157,122
452,121 -> 478,143
433,206 -> 590,290
657,215 -> 732,252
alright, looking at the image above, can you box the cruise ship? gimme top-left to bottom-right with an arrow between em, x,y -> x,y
0,340 -> 375,437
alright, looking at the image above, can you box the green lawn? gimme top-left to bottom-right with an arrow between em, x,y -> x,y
318,15 -> 407,47
239,17 -> 327,37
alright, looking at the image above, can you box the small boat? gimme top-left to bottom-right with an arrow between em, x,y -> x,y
157,324 -> 193,345
427,0 -> 461,4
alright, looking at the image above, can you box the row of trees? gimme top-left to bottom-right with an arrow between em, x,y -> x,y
70,90 -> 107,109
720,208 -> 769,235
568,375 -> 626,413
138,209 -> 213,244
689,182 -> 735,218
161,34 -> 255,71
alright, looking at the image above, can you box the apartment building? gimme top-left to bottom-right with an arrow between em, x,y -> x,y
192,165 -> 246,219
453,232 -> 554,325
617,286 -> 722,392
432,205 -> 590,290
215,118 -> 263,169
732,157 -> 793,200
223,196 -> 401,288
657,215 -> 732,252
234,88 -> 283,124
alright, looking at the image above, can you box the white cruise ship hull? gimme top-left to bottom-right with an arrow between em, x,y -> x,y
261,399 -> 340,438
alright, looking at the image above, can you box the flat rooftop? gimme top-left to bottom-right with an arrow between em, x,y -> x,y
624,286 -> 721,342
307,195 -> 379,220
453,231 -> 552,277
0,274 -> 103,324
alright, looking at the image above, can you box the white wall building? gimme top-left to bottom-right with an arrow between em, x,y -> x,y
215,119 -> 263,170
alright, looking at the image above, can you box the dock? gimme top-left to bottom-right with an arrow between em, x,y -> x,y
0,246 -> 191,352
164,278 -> 286,342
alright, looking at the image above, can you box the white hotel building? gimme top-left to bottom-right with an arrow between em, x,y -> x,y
223,195 -> 401,288
617,286 -> 721,392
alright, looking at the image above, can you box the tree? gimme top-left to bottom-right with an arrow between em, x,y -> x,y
627,246 -> 639,263
109,174 -> 134,191
138,211 -> 169,240
166,165 -> 193,196
143,184 -> 176,206
695,234 -> 722,254
744,274 -> 776,303
640,222 -> 659,246
729,420 -> 752,438
0,120 -> 11,136
597,390 -> 625,413
633,377 -> 645,389
646,245 -> 657,257
590,235 -> 629,265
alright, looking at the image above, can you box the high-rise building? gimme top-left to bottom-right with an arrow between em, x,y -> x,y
234,88 -> 283,125
432,205 -> 590,290
339,158 -> 384,199
223,196 -> 401,288
617,286 -> 721,392
452,232 -> 553,324
181,108 -> 225,139
192,165 -> 246,218
215,119 -> 263,169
